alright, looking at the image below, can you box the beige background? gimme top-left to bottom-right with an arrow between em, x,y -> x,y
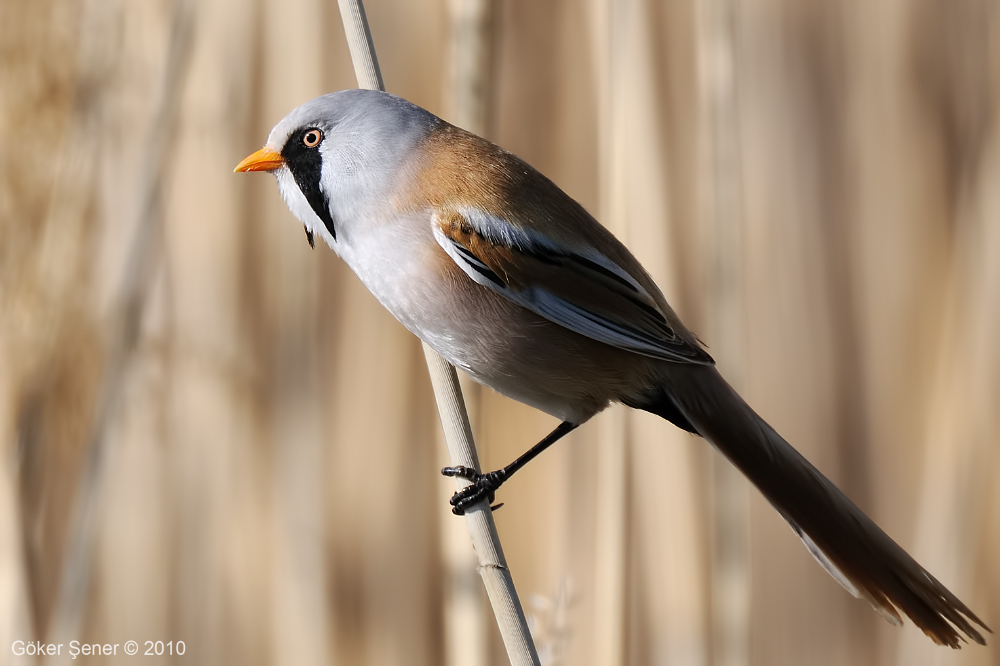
1,0 -> 997,665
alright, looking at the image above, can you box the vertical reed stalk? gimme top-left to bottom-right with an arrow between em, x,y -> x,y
696,0 -> 751,663
43,0 -> 196,657
441,2 -> 497,664
588,0 -> 631,663
335,2 -> 540,663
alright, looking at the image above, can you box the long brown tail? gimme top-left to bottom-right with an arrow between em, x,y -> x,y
645,364 -> 990,648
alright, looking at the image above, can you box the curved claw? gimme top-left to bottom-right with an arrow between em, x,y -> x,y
445,469 -> 508,515
441,465 -> 477,480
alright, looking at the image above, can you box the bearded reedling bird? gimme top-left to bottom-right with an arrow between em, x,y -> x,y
236,88 -> 989,647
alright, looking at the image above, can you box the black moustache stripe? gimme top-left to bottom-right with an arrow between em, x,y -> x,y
282,130 -> 337,240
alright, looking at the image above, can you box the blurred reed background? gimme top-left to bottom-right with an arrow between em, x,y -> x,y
1,0 -> 998,665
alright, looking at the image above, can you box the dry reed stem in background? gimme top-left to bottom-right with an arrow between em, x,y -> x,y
587,1 -> 629,663
696,0 -> 752,663
43,0 -> 196,657
441,1 -> 497,664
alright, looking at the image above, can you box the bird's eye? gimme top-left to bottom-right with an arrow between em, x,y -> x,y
302,129 -> 323,148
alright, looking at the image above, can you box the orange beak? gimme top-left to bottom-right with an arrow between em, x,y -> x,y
234,147 -> 285,173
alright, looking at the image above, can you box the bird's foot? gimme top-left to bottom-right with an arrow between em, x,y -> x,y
440,466 -> 508,515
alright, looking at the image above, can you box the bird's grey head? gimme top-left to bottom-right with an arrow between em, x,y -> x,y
258,89 -> 438,250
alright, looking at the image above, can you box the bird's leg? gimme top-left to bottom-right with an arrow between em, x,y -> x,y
441,421 -> 578,515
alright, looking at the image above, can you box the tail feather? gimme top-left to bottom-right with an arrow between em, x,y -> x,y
648,365 -> 990,648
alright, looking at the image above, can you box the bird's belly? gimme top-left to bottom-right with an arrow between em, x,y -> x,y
406,301 -> 620,424
337,221 -> 655,424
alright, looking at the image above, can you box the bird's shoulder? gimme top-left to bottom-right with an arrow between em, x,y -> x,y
394,122 -> 709,361
399,122 -> 634,267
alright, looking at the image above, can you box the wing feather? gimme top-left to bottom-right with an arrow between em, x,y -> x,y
434,210 -> 714,365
